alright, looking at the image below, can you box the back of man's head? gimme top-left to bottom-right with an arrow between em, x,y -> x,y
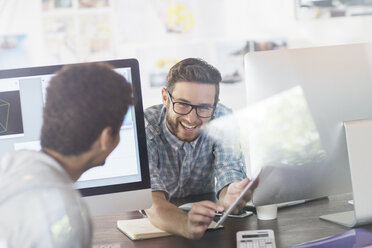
41,62 -> 133,155
166,58 -> 221,102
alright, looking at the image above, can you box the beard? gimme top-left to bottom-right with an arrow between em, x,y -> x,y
165,109 -> 202,142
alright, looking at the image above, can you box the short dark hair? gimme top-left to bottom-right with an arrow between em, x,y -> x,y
166,58 -> 221,103
41,62 -> 133,155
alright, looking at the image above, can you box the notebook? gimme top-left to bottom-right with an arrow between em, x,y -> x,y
117,218 -> 222,240
288,228 -> 372,248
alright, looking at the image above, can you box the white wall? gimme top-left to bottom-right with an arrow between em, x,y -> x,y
2,0 -> 372,110
224,0 -> 372,48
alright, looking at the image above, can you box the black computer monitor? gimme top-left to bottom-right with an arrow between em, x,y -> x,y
0,59 -> 152,215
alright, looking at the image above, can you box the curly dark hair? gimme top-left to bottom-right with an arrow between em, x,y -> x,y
41,62 -> 133,155
166,58 -> 221,103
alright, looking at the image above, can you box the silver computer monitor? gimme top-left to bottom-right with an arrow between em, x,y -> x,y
0,59 -> 152,215
242,43 -> 372,206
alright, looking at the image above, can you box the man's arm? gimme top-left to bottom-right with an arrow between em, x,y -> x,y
145,191 -> 224,240
211,104 -> 253,213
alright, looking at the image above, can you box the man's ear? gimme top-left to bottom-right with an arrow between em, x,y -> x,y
161,88 -> 168,107
98,127 -> 114,151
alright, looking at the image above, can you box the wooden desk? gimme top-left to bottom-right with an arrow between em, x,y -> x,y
92,193 -> 372,248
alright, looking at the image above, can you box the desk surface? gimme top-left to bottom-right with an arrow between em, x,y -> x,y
92,193 -> 372,248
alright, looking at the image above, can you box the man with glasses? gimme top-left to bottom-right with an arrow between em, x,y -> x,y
144,58 -> 252,239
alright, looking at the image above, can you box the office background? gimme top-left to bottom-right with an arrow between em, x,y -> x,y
1,0 -> 372,110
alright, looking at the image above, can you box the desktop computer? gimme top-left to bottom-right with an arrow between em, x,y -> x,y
0,59 -> 152,215
320,119 -> 372,227
240,43 -> 372,226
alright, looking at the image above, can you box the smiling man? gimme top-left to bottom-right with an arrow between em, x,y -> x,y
144,58 -> 252,239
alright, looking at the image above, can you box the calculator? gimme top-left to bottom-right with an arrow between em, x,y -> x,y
236,229 -> 276,248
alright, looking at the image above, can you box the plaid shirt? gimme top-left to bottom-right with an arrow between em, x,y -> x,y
144,103 -> 247,199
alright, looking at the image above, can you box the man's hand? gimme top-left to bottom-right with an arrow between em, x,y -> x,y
219,178 -> 257,214
145,191 -> 224,240
185,201 -> 224,239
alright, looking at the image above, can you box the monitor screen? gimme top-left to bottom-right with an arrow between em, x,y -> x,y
241,43 -> 372,206
0,59 -> 152,215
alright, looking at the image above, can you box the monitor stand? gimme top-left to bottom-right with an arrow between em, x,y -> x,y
320,119 -> 372,227
320,211 -> 356,227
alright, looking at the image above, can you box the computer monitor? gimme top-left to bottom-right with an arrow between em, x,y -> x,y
0,59 -> 152,215
240,43 -> 372,206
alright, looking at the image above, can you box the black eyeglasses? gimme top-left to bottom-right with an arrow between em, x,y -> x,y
167,91 -> 216,118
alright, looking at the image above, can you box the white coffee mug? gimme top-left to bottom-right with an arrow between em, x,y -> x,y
256,204 -> 278,220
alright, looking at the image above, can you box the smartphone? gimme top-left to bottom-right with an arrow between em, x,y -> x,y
236,229 -> 276,248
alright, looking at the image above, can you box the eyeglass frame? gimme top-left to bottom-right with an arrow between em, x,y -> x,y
166,90 -> 217,118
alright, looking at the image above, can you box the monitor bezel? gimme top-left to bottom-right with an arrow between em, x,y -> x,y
0,59 -> 151,197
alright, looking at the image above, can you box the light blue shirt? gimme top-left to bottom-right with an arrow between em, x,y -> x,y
0,150 -> 92,248
145,103 -> 247,199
